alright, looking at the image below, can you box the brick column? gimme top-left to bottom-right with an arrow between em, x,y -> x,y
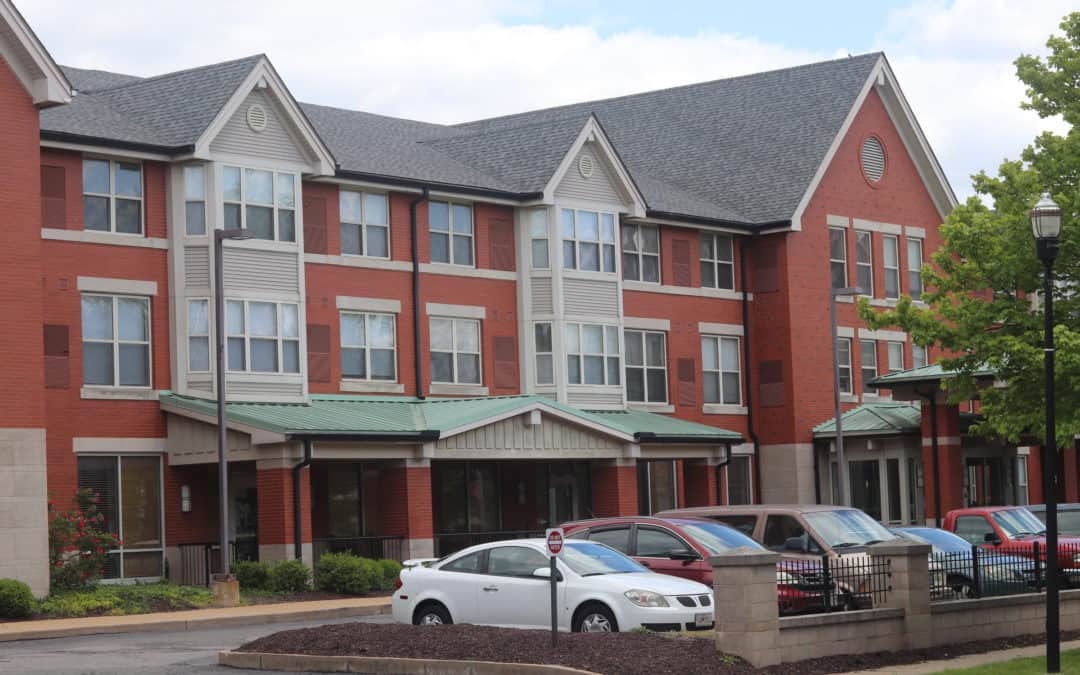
710,550 -> 781,667
921,400 -> 963,525
684,459 -> 720,507
591,459 -> 638,517
872,541 -> 931,649
380,459 -> 433,559
256,457 -> 312,566
1064,446 -> 1079,503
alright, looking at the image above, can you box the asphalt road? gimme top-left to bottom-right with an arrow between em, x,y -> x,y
0,613 -> 394,675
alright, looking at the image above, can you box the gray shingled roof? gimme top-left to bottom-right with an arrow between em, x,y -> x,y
42,53 -> 885,224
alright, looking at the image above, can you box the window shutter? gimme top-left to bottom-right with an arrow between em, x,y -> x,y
672,239 -> 692,287
43,324 -> 70,389
493,336 -> 518,390
41,165 -> 66,229
677,357 -> 696,406
759,359 -> 785,407
489,217 -> 515,271
753,241 -> 779,293
303,195 -> 327,255
307,324 -> 331,383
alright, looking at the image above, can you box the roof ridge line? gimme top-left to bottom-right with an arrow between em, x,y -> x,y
84,54 -> 264,96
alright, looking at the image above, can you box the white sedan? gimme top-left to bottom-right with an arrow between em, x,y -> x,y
392,538 -> 714,632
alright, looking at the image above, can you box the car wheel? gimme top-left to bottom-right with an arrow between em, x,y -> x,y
413,602 -> 452,626
573,603 -> 618,633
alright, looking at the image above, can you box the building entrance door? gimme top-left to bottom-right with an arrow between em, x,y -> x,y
965,457 -> 1005,506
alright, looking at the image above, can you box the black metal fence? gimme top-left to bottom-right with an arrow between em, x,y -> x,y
312,536 -> 405,565
434,530 -> 545,557
176,539 -> 258,587
779,555 -> 892,615
931,541 -> 1080,600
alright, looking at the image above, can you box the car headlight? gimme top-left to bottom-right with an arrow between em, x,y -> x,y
624,589 -> 669,607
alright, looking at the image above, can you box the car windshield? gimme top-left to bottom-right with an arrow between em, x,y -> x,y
991,508 -> 1046,538
674,520 -> 765,554
895,528 -> 970,554
804,509 -> 896,548
561,541 -> 648,576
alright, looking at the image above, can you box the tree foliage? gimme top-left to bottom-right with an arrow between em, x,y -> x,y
859,12 -> 1080,445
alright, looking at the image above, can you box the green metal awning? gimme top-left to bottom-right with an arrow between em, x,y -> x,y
868,363 -> 995,388
159,392 -> 743,445
813,402 -> 922,438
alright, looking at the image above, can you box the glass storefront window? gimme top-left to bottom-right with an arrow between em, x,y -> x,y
637,460 -> 677,515
77,455 -> 163,579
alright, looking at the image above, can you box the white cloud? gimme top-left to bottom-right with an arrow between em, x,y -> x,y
20,0 -> 1075,202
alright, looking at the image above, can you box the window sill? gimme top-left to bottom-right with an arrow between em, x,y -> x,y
868,298 -> 900,307
862,393 -> 893,403
340,380 -> 405,394
628,402 -> 675,414
429,383 -> 489,396
42,228 -> 168,249
840,393 -> 859,404
702,403 -> 748,415
420,263 -> 516,281
81,387 -> 159,401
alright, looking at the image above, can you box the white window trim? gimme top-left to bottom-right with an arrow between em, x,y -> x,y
425,302 -> 486,320
855,229 -> 873,297
187,298 -> 211,373
225,299 -> 301,374
222,164 -> 298,243
336,296 -> 401,314
624,329 -> 668,404
183,164 -> 207,237
77,276 -> 158,297
428,200 -> 475,267
429,317 -> 483,385
534,321 -> 554,386
860,339 -> 878,394
698,322 -> 743,337
561,208 -> 617,274
529,207 -> 550,270
621,223 -> 661,283
81,292 -> 152,392
625,317 -> 670,332
565,322 -> 621,386
887,340 -> 905,373
883,233 -> 900,300
912,344 -> 929,369
702,335 -> 742,406
908,237 -> 925,298
339,189 -> 391,259
82,157 -> 144,236
829,226 -> 848,289
340,311 -> 398,383
699,232 -> 735,291
837,336 -> 853,396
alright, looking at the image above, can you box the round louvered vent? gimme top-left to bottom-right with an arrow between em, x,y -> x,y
861,136 -> 885,182
578,154 -> 595,179
246,104 -> 268,132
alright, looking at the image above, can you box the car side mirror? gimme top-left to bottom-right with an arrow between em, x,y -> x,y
533,567 -> 563,581
668,550 -> 700,562
785,536 -> 808,552
984,532 -> 1002,545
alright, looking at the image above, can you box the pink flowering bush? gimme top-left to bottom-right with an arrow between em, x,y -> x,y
48,489 -> 120,591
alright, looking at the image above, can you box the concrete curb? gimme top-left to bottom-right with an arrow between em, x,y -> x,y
219,651 -> 600,674
0,600 -> 390,643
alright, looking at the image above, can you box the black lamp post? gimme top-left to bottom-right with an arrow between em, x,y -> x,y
1031,191 -> 1062,673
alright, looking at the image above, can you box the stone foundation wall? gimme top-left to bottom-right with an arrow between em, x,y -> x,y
0,428 -> 48,596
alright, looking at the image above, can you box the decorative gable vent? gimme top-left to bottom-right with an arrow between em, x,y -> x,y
246,104 -> 268,132
578,153 -> 595,179
861,136 -> 885,182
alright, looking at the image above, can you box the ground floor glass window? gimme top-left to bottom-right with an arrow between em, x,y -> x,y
726,456 -> 752,505
77,455 -> 163,579
637,460 -> 677,515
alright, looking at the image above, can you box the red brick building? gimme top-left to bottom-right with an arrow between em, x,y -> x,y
3,0 -> 1025,595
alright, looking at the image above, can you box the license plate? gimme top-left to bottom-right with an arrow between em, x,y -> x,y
694,612 -> 712,628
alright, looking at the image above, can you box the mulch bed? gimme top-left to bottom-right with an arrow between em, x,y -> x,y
243,591 -> 373,605
239,623 -> 1080,674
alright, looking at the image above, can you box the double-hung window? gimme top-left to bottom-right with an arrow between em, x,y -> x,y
855,230 -> 873,295
624,330 -> 667,403
340,312 -> 396,381
223,166 -> 296,242
81,294 -> 151,387
83,159 -> 142,234
829,227 -> 847,289
887,341 -> 904,373
184,165 -> 206,235
77,455 -> 163,579
529,209 -> 549,269
702,335 -> 741,405
883,234 -> 900,299
429,201 -> 473,266
700,233 -> 735,290
430,317 -> 481,384
836,337 -> 853,395
908,238 -> 924,299
187,299 -> 210,372
565,323 -> 620,385
561,209 -> 616,273
912,344 -> 929,369
534,322 -> 554,385
340,191 -> 389,258
860,340 -> 878,394
622,224 -> 660,282
225,300 -> 300,373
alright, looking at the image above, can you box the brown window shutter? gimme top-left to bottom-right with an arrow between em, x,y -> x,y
759,360 -> 785,407
753,240 -> 779,293
307,324 -> 331,383
493,336 -> 518,390
677,357 -> 696,406
672,239 -> 692,287
303,195 -> 328,254
43,324 -> 70,389
489,218 -> 515,271
41,165 -> 66,229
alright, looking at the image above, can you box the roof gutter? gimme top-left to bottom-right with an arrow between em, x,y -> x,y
644,210 -> 792,233
335,169 -> 542,202
292,439 -> 312,561
285,430 -> 441,443
410,188 -> 429,400
635,432 -> 743,447
39,130 -> 193,156
740,236 -> 763,505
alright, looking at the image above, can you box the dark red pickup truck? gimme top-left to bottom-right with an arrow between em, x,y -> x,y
942,506 -> 1080,576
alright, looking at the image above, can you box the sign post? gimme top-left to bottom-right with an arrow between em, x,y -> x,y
545,528 -> 564,647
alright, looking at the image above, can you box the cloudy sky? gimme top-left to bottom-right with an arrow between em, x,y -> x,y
22,0 -> 1074,201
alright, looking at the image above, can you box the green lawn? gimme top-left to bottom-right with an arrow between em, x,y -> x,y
937,648 -> 1080,674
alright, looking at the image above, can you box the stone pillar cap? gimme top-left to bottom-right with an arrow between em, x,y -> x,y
709,548 -> 780,567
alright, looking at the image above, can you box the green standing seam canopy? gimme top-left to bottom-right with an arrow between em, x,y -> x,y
158,392 -> 743,444
812,402 -> 923,438
868,363 -> 995,387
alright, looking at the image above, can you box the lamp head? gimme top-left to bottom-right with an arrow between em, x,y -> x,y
1031,192 -> 1062,242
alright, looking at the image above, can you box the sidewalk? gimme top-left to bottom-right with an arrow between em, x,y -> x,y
841,638 -> 1080,674
0,596 -> 390,642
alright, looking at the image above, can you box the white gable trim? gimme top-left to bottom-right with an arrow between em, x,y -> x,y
542,116 -> 647,217
790,56 -> 957,232
0,0 -> 70,106
193,57 -> 334,175
438,401 -> 636,443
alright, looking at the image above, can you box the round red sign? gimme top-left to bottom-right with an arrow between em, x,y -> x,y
546,529 -> 564,556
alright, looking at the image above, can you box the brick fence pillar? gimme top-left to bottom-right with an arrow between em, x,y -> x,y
872,541 -> 932,649
711,550 -> 781,667
684,459 -> 720,507
380,459 -> 434,560
591,459 -> 638,517
256,456 -> 312,566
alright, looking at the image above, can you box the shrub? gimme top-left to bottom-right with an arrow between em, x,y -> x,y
375,559 -> 403,591
269,560 -> 310,593
48,489 -> 121,591
0,579 -> 35,618
234,560 -> 271,591
37,582 -> 212,618
315,553 -> 376,595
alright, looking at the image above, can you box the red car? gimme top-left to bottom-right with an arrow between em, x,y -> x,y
561,515 -> 835,614
943,506 -> 1080,583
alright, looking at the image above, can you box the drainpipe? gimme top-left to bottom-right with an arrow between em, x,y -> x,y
293,439 -> 313,561
410,189 -> 429,399
916,386 -> 942,527
739,237 -> 763,504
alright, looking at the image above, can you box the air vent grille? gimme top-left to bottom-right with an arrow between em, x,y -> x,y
861,136 -> 885,182
578,154 -> 594,179
246,104 -> 268,132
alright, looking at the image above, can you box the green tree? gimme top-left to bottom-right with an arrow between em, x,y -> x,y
859,12 -> 1080,445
